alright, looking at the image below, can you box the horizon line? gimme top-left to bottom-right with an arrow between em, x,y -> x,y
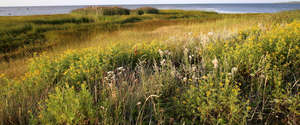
0,2 -> 298,7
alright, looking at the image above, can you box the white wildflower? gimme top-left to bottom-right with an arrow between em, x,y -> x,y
117,67 -> 123,71
164,50 -> 171,55
208,32 -> 214,36
107,71 -> 114,75
192,66 -> 197,72
159,49 -> 164,57
117,67 -> 125,72
183,77 -> 187,82
212,57 -> 218,69
160,59 -> 166,66
231,67 -> 238,74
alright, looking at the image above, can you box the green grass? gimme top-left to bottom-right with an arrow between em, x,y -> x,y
0,8 -> 299,125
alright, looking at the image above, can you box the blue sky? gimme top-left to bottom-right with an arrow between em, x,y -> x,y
1,0 -> 299,7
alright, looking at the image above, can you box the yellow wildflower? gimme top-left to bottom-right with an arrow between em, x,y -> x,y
206,91 -> 211,97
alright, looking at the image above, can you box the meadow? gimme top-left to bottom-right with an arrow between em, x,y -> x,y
0,7 -> 299,125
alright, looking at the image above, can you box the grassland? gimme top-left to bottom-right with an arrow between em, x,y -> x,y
0,7 -> 299,125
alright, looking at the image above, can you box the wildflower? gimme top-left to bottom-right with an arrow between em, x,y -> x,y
100,106 -> 105,110
117,67 -> 125,72
192,66 -> 197,72
192,75 -> 197,80
246,106 -> 251,111
117,67 -> 124,71
107,71 -> 114,75
189,55 -> 194,60
208,32 -> 214,36
183,77 -> 187,82
160,59 -> 166,66
212,57 -> 218,69
206,91 -> 211,97
231,67 -> 238,74
201,75 -> 208,79
136,101 -> 142,106
219,82 -> 224,87
0,73 -> 4,78
158,49 -> 164,57
164,50 -> 170,55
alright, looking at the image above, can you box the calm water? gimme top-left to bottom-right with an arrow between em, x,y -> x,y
0,4 -> 300,16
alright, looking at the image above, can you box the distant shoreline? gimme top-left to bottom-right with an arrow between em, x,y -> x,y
1,3 -> 300,8
277,1 -> 300,4
1,3 -> 299,16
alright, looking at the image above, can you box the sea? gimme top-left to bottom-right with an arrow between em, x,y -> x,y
0,4 -> 300,16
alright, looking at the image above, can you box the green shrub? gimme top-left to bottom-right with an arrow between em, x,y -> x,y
72,6 -> 130,16
178,78 -> 249,124
31,17 -> 94,25
32,84 -> 95,124
132,9 -> 144,15
136,7 -> 159,14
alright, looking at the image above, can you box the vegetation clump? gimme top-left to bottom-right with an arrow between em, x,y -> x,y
136,7 -> 160,14
72,6 -> 130,16
132,9 -> 145,15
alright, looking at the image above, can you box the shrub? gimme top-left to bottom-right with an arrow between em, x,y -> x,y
136,7 -> 159,14
178,78 -> 249,124
132,9 -> 144,15
32,84 -> 95,124
72,6 -> 130,16
31,17 -> 94,25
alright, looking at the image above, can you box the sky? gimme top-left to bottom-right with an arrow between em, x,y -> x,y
0,0 -> 299,7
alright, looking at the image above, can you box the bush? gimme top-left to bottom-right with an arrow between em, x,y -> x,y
32,84 -> 95,124
178,78 -> 249,124
72,6 -> 130,16
132,9 -> 144,15
136,7 -> 159,14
